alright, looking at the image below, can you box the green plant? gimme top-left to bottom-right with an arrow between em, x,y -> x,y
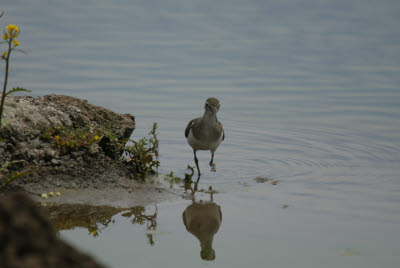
0,121 -> 30,189
43,122 -> 161,179
165,165 -> 195,187
184,165 -> 195,183
42,125 -> 102,151
0,14 -> 31,126
0,13 -> 30,189
123,123 -> 160,179
0,160 -> 30,189
164,171 -> 182,187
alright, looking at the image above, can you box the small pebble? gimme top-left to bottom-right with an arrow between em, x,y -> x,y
211,163 -> 216,172
271,180 -> 279,185
338,248 -> 358,256
255,176 -> 269,183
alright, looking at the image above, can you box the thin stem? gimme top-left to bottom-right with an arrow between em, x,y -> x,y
0,41 -> 11,126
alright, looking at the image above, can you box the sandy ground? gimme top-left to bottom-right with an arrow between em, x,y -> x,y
31,179 -> 181,208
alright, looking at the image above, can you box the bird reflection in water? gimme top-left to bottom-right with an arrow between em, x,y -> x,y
182,184 -> 222,260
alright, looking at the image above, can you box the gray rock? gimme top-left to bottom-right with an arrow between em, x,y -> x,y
44,150 -> 56,162
71,151 -> 83,159
1,95 -> 135,141
50,159 -> 61,166
88,144 -> 101,156
26,149 -> 39,161
0,94 -> 136,193
29,138 -> 42,149
6,143 -> 15,153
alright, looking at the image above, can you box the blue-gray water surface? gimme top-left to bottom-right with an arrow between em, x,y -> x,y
2,0 -> 400,267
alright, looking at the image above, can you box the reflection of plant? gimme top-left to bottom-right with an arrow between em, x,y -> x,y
44,204 -> 121,238
121,206 -> 158,246
88,226 -> 100,237
43,203 -> 160,244
0,16 -> 31,126
42,125 -> 101,151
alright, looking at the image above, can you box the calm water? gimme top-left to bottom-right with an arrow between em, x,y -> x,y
2,0 -> 400,267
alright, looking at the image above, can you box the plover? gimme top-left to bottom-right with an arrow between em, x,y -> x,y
185,97 -> 224,181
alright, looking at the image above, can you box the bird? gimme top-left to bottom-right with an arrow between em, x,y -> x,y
185,97 -> 224,181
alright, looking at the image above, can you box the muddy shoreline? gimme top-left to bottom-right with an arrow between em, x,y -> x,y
0,94 -> 179,206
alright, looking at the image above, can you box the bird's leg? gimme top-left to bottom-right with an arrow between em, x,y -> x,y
210,151 -> 216,172
190,183 -> 197,202
194,149 -> 201,178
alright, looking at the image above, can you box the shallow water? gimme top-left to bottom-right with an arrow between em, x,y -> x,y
3,0 -> 400,267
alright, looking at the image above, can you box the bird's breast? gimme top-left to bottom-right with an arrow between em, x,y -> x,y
187,128 -> 223,151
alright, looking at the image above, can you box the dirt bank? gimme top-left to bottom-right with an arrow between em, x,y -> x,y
0,95 -> 178,206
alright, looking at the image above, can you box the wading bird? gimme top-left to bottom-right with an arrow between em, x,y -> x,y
185,97 -> 224,181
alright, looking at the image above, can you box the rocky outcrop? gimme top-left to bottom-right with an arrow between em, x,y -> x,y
0,192 -> 104,267
0,95 -> 135,193
1,94 -> 134,143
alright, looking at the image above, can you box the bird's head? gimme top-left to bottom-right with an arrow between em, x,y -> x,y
204,97 -> 220,114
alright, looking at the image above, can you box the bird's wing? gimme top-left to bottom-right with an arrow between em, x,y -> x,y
217,121 -> 225,141
185,118 -> 197,138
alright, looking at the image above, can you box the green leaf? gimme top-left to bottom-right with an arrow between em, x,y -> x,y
1,170 -> 30,189
5,87 -> 32,97
0,118 -> 11,128
0,160 -> 24,173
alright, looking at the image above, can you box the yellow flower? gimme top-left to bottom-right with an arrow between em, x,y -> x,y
55,135 -> 60,140
41,193 -> 48,199
13,40 -> 20,47
94,135 -> 100,140
56,192 -> 61,196
1,51 -> 7,59
6,24 -> 19,34
2,33 -> 9,40
49,192 -> 54,197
